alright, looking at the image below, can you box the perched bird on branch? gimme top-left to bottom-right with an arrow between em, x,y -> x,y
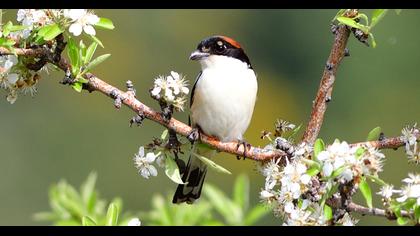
173,35 -> 258,204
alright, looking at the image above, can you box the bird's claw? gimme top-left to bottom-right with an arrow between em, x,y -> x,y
236,140 -> 251,160
187,128 -> 200,144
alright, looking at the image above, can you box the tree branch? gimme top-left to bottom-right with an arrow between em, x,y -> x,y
350,130 -> 420,150
347,202 -> 412,220
0,46 -> 286,161
302,9 -> 358,145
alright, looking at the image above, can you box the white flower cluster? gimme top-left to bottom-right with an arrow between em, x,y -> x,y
260,140 -> 385,226
377,173 -> 420,206
318,141 -> 385,183
14,9 -> 100,38
127,217 -> 141,226
133,146 -> 165,179
1,9 -> 103,104
150,71 -> 189,111
16,9 -> 49,38
402,124 -> 419,164
0,55 -> 39,104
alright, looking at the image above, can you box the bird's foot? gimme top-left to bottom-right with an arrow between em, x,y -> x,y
236,140 -> 251,160
187,128 -> 201,144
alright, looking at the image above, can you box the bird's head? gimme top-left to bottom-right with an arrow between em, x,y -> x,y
189,35 -> 252,68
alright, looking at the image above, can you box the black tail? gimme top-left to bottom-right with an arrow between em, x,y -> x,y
172,154 -> 207,204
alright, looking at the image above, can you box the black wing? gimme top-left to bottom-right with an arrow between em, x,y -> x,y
188,71 -> 202,126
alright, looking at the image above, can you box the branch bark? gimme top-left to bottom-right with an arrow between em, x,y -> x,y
302,9 -> 358,145
347,202 -> 412,219
350,132 -> 420,150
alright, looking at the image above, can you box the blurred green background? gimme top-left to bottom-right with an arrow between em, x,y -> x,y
0,9 -> 419,225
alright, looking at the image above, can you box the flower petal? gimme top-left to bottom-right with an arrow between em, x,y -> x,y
83,25 -> 96,36
69,23 -> 83,36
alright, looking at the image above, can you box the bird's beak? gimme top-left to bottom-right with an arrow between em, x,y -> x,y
189,50 -> 210,60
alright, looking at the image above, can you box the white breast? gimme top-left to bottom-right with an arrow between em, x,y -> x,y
190,55 -> 258,142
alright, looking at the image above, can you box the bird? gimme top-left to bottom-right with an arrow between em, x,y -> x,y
172,35 -> 258,204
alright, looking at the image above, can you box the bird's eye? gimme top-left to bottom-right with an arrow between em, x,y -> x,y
215,41 -> 226,53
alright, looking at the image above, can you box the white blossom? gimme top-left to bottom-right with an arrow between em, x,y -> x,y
127,218 -> 141,226
150,71 -> 189,110
16,9 -> 50,38
280,161 -> 311,199
133,146 -> 158,179
402,124 -> 418,146
64,9 -> 100,36
402,124 -> 419,164
396,184 -> 420,203
402,173 -> 420,185
338,213 -> 358,226
6,89 -> 18,104
377,185 -> 395,199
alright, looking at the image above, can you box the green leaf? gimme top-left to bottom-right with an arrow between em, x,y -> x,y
306,167 -> 320,176
9,24 -> 29,32
366,126 -> 381,141
38,24 -> 55,37
415,206 -> 420,220
359,178 -> 373,208
395,9 -> 402,15
369,32 -> 377,49
283,123 -> 302,140
165,155 -> 186,184
314,138 -> 325,160
80,172 -> 97,213
324,205 -> 333,221
370,9 -> 388,29
203,184 -> 238,224
0,38 -> 15,47
82,216 -> 97,226
192,152 -> 232,175
365,174 -> 387,186
160,129 -> 168,140
336,16 -> 369,33
355,147 -> 366,160
356,13 -> 369,26
244,204 -> 270,225
83,54 -> 111,72
2,21 -> 12,36
72,82 -> 83,92
95,17 -> 115,30
331,165 -> 348,179
67,37 -> 80,74
43,23 -> 63,41
397,217 -> 409,225
332,9 -> 347,21
320,182 -> 338,207
79,40 -> 87,62
105,203 -> 119,226
233,174 -> 249,211
402,198 -> 417,210
89,35 -> 104,48
84,42 -> 98,65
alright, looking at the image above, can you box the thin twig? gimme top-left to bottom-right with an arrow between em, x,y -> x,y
347,202 -> 412,219
351,131 -> 420,150
302,9 -> 358,145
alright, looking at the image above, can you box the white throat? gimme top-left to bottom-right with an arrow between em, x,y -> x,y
199,55 -> 250,71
